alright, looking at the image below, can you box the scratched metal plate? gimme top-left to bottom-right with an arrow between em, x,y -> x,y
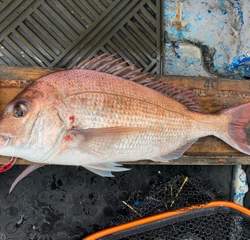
0,0 -> 163,74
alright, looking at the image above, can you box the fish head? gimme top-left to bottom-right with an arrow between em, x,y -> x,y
0,86 -> 66,162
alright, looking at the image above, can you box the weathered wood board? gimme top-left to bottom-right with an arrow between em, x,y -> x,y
1,65 -> 250,165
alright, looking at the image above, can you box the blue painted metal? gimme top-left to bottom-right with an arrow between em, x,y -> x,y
164,0 -> 250,78
232,165 -> 248,205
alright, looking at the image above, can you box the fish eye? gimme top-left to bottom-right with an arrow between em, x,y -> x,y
12,103 -> 27,118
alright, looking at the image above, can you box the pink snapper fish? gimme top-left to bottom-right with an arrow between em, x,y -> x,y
0,54 -> 250,192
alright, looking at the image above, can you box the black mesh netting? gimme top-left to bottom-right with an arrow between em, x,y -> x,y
115,210 -> 250,240
104,175 -> 216,227
100,176 -> 250,240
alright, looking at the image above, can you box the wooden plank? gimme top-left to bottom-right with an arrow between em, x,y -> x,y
0,65 -> 250,165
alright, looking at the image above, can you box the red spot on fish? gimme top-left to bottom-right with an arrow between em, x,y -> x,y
0,157 -> 16,173
64,135 -> 73,142
69,116 -> 75,124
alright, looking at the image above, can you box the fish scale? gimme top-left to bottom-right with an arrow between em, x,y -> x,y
36,71 -> 203,160
63,93 -> 172,129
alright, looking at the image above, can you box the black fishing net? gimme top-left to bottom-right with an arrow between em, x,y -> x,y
104,175 -> 216,226
100,176 -> 250,240
103,208 -> 250,240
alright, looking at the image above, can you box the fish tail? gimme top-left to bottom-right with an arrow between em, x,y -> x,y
218,102 -> 250,155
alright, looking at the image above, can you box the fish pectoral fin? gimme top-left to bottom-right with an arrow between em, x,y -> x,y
69,127 -> 151,140
9,163 -> 44,193
83,162 -> 130,177
84,167 -> 115,177
151,138 -> 199,162
68,127 -> 152,155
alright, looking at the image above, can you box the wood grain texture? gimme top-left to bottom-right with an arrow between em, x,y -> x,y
0,65 -> 250,165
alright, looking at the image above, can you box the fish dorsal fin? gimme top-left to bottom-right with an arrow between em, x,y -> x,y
74,54 -> 200,112
74,53 -> 150,82
149,84 -> 201,112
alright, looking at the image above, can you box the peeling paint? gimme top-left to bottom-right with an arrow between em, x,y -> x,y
174,0 -> 183,29
164,41 -> 211,77
164,0 -> 250,78
235,0 -> 244,26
